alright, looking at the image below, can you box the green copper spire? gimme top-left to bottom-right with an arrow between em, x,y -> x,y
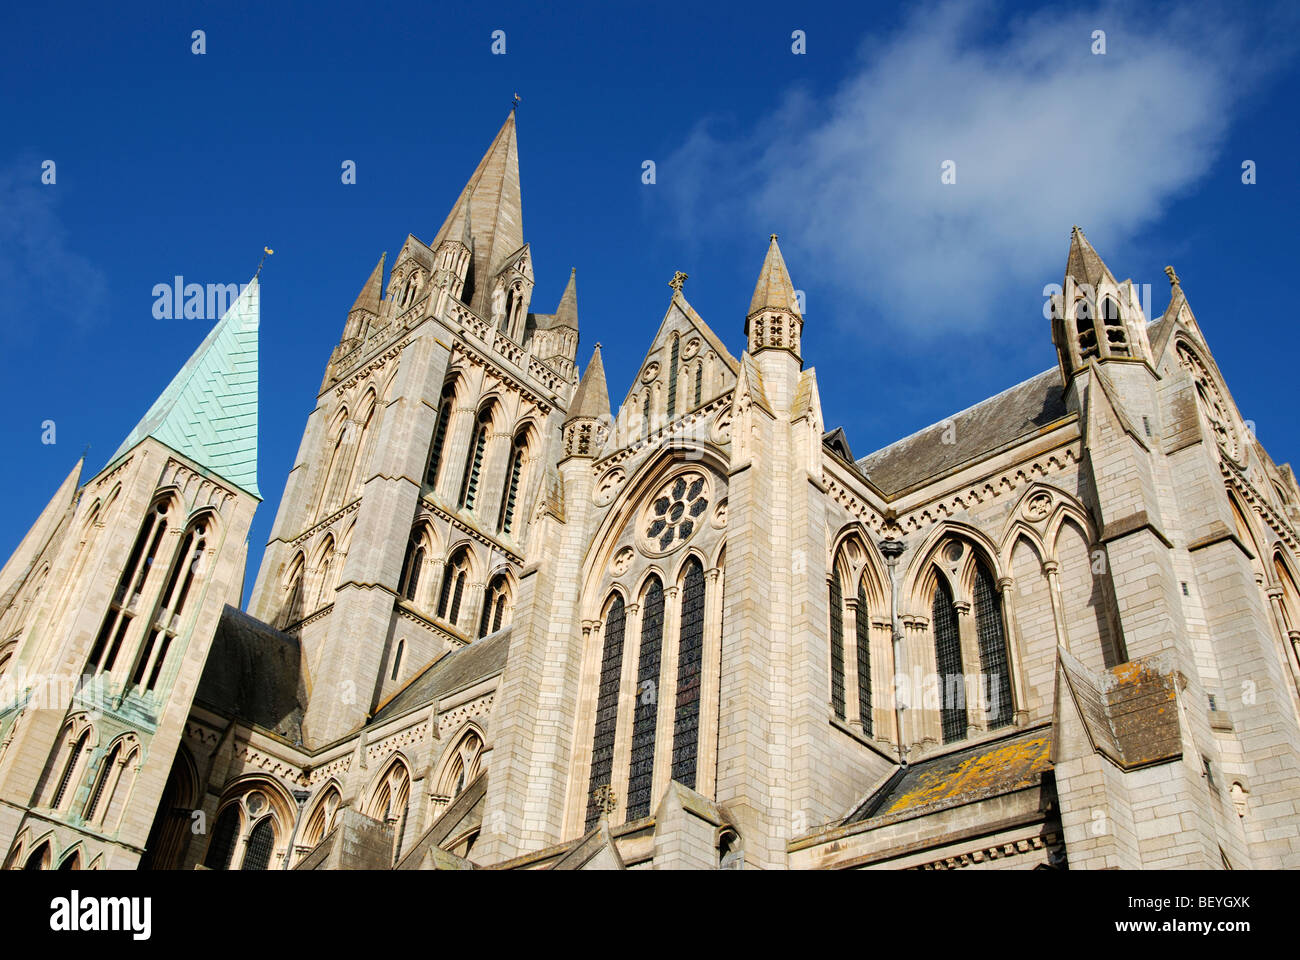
112,278 -> 260,497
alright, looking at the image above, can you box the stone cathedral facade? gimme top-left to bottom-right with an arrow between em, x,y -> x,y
2,112 -> 1299,872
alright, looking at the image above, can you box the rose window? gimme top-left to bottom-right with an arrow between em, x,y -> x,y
643,473 -> 709,554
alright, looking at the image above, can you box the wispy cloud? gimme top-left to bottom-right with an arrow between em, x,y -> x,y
664,0 -> 1288,337
0,157 -> 108,339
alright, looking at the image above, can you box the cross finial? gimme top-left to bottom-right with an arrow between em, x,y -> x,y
770,233 -> 779,242
512,92 -> 521,111
1164,265 -> 1180,287
669,271 -> 688,293
255,246 -> 274,279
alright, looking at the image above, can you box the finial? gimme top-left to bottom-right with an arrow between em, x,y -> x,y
80,443 -> 91,462
594,342 -> 602,349
669,271 -> 688,293
1164,265 -> 1180,287
591,784 -> 617,818
512,92 -> 521,112
255,246 -> 274,279
770,233 -> 779,242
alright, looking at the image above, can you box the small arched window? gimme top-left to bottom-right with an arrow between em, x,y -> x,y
399,536 -> 425,603
51,728 -> 90,811
23,842 -> 51,871
1101,297 -> 1128,356
932,577 -> 966,743
390,639 -> 405,681
425,382 -> 456,489
694,362 -> 703,408
1075,299 -> 1098,361
281,553 -> 305,628
84,742 -> 121,822
203,805 -> 241,870
497,432 -> 528,535
479,574 -> 510,638
313,539 -> 336,610
667,335 -> 680,416
458,408 -> 493,510
241,818 -> 276,871
437,548 -> 471,628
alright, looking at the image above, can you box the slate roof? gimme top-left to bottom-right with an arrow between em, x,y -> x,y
1057,648 -> 1182,769
111,278 -> 260,497
194,605 -> 304,743
855,368 -> 1068,496
370,627 -> 512,724
846,727 -> 1053,826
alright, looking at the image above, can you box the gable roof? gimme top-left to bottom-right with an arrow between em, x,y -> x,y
855,368 -> 1068,496
370,627 -> 512,724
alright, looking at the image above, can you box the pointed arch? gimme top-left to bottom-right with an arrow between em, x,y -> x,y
627,575 -> 665,821
437,545 -> 473,630
670,556 -> 706,787
424,376 -> 460,489
458,402 -> 497,511
310,534 -> 338,611
479,572 -> 512,638
932,575 -> 966,743
584,589 -> 628,832
315,405 -> 352,518
497,427 -> 530,536
298,781 -> 342,860
280,551 -> 306,628
363,755 -> 412,864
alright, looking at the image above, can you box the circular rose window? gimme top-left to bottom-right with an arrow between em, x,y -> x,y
642,472 -> 709,555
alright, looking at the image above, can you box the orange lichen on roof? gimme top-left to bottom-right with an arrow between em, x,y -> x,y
884,736 -> 1052,816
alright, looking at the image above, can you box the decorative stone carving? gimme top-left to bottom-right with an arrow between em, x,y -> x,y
611,546 -> 634,575
1178,342 -> 1242,464
710,405 -> 733,445
640,362 -> 660,384
640,472 -> 710,556
594,467 -> 627,507
1024,491 -> 1053,522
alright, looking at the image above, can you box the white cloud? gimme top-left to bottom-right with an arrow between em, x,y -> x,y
0,159 -> 108,338
664,0 -> 1278,336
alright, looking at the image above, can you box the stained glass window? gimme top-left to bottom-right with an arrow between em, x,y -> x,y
974,563 -> 1013,730
241,817 -> 275,871
829,574 -> 845,720
671,560 -> 705,787
667,336 -> 679,415
626,578 -> 664,820
585,595 -> 626,831
204,806 -> 240,870
933,578 -> 966,743
856,584 -> 872,737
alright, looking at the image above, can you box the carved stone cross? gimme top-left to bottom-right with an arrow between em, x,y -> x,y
668,271 -> 688,293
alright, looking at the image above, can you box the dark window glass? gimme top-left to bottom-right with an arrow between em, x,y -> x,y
974,564 -> 1013,729
627,579 -> 665,820
671,560 -> 706,787
933,578 -> 966,743
856,584 -> 872,736
829,575 -> 845,720
241,817 -> 275,871
204,806 -> 241,870
585,595 -> 626,831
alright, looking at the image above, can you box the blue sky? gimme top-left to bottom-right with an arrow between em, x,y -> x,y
1,0 -> 1297,606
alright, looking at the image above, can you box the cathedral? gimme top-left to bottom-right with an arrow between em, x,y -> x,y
2,110 -> 1299,872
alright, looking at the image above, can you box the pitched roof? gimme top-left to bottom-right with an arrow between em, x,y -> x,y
568,344 -> 610,420
370,627 -> 512,724
845,727 -> 1053,826
111,278 -> 260,497
855,368 -> 1068,496
553,267 -> 578,330
193,605 -> 304,742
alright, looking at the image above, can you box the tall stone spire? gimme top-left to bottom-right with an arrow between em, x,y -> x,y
745,234 -> 803,363
430,112 -> 524,320
563,345 -> 610,459
111,278 -> 260,497
350,252 -> 386,315
1065,225 -> 1117,289
553,267 -> 578,331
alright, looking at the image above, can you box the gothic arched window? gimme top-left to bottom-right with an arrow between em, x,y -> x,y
458,408 -> 493,510
828,573 -> 846,720
932,578 -> 966,743
300,786 -> 341,858
86,499 -> 172,676
667,335 -> 680,416
671,559 -> 705,788
497,432 -> 528,535
585,593 -> 626,832
391,639 -> 405,681
1101,297 -> 1128,356
437,548 -> 471,629
973,562 -> 1013,730
399,536 -> 424,603
1075,299 -> 1098,361
627,577 -> 665,821
131,516 -> 208,692
51,728 -> 90,811
425,382 -> 456,489
203,805 -> 241,870
281,552 -> 305,629
241,818 -> 276,871
856,583 -> 873,736
694,362 -> 703,408
479,574 -> 510,638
